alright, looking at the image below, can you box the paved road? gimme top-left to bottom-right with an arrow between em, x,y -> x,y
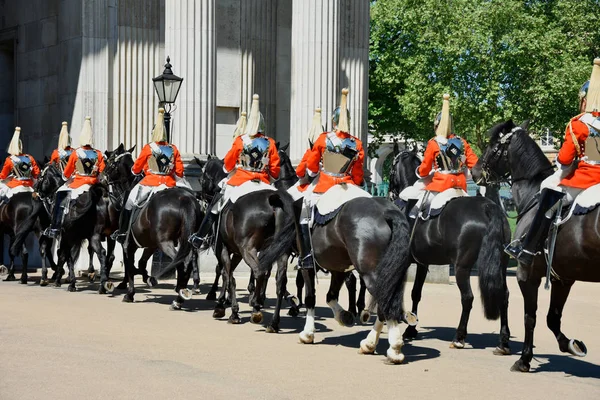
0,272 -> 598,400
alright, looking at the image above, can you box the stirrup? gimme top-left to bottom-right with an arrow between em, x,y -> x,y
44,228 -> 60,239
188,233 -> 204,249
111,231 -> 126,243
299,254 -> 314,270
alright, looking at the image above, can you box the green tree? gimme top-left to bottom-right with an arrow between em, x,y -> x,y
369,0 -> 600,154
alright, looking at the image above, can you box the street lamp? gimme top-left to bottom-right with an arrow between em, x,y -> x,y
152,56 -> 184,142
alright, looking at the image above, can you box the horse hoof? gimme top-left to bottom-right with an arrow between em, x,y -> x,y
359,310 -> 371,325
122,294 -> 134,303
403,325 -> 418,341
510,359 -> 530,373
148,277 -> 158,287
19,277 -> 28,285
287,307 -> 300,318
568,339 -> 587,357
88,273 -> 96,283
103,281 -> 114,294
67,286 -> 76,292
213,307 -> 226,319
298,331 -> 314,344
359,339 -> 376,355
178,288 -> 192,301
250,312 -> 263,324
386,347 -> 405,364
169,301 -> 182,311
404,311 -> 418,327
265,325 -> 279,333
290,296 -> 300,308
450,340 -> 465,349
206,292 -> 217,301
193,287 -> 201,295
228,315 -> 242,325
116,281 -> 127,290
339,310 -> 355,327
3,275 -> 16,282
54,281 -> 61,287
40,280 -> 48,287
493,345 -> 511,356
0,265 -> 8,278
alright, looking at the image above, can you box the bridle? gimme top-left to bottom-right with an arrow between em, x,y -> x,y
35,164 -> 61,214
102,151 -> 133,208
479,127 -> 520,186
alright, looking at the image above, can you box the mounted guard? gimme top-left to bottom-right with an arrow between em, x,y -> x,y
505,58 -> 600,266
111,107 -> 185,244
296,88 -> 369,270
45,116 -> 105,238
399,94 -> 478,218
50,121 -> 74,172
189,94 -> 281,249
0,127 -> 40,205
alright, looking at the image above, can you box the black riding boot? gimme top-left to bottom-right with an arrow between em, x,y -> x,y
112,209 -> 132,244
189,212 -> 219,249
505,188 -> 565,266
44,191 -> 69,239
404,198 -> 418,219
298,223 -> 314,270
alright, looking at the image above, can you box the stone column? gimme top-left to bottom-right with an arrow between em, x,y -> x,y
165,0 -> 216,155
289,0 -> 341,162
240,0 -> 278,140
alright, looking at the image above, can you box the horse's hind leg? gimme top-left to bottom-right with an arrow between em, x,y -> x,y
450,265 -> 474,348
39,236 -> 52,286
105,237 -> 116,276
359,308 -> 385,354
207,262 -> 222,301
223,250 -> 242,324
19,243 -> 29,284
66,246 -> 77,292
192,254 -> 200,294
546,279 -> 586,357
403,262 -> 428,340
344,272 -> 358,317
247,269 -> 255,295
266,254 -> 289,333
138,248 -> 157,287
357,276 -> 370,324
122,244 -> 138,303
295,269 -> 304,307
326,271 -> 355,327
242,248 -> 266,324
3,235 -> 16,281
494,279 -> 511,356
299,268 -> 316,344
87,243 -> 96,282
90,234 -> 111,295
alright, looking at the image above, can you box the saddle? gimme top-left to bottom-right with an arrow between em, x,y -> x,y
555,183 -> 600,226
422,188 -> 468,219
313,183 -> 371,225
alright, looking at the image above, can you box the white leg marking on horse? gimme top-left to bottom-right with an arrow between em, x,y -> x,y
359,318 -> 384,354
327,300 -> 345,325
299,308 -> 316,344
386,320 -> 405,364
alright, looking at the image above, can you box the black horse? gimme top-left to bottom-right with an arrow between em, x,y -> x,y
107,154 -> 203,309
198,154 -> 299,328
472,120 -> 598,372
392,146 -> 511,354
259,192 -> 414,363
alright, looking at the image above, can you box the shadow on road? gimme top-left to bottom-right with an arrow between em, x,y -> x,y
531,354 -> 600,379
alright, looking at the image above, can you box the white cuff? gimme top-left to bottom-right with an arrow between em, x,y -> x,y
307,168 -> 318,178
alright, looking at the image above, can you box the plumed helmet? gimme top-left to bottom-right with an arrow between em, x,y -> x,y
435,94 -> 453,138
307,108 -> 323,148
151,108 -> 168,142
79,116 -> 94,147
584,58 -> 600,113
57,121 -> 71,149
332,88 -> 351,132
244,94 -> 266,137
7,127 -> 23,156
232,111 -> 247,139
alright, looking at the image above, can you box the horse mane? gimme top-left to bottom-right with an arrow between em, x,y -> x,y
509,129 -> 553,181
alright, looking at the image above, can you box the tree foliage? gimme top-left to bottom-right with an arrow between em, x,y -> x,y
369,0 -> 600,153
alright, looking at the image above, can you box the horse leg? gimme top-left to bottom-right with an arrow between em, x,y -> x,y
54,248 -> 66,287
192,254 -> 200,294
242,248 -> 267,324
357,276 -> 370,324
225,251 -> 242,324
19,243 -> 29,284
87,243 -> 96,282
3,235 -> 16,281
138,248 -> 157,287
359,308 -> 385,354
170,255 -> 194,311
207,262 -> 222,301
247,268 -> 255,296
122,244 -> 137,303
511,274 -> 541,372
546,279 -> 586,357
494,279 -> 511,356
295,269 -> 304,307
39,237 -> 50,286
90,235 -> 111,295
344,272 -> 358,318
327,271 -> 355,327
450,266 -> 474,348
266,255 -> 290,333
299,268 -> 317,344
105,237 -> 116,276
403,262 -> 428,340
66,246 -> 77,292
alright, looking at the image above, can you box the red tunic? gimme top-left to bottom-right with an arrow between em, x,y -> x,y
131,142 -> 184,187
63,146 -> 105,189
294,151 -> 311,193
223,134 -> 280,186
557,112 -> 600,189
0,154 -> 40,188
50,147 -> 74,165
302,131 -> 365,194
417,135 -> 478,192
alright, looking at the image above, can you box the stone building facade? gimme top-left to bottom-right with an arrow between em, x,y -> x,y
0,0 -> 369,163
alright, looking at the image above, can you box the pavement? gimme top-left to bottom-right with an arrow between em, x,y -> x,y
0,271 -> 598,400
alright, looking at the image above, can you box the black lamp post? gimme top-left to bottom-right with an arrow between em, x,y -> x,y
152,56 -> 184,142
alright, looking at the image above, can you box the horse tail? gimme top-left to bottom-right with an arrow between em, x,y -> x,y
10,199 -> 44,255
258,190 -> 298,271
372,209 -> 412,322
156,196 -> 199,280
476,202 -> 509,320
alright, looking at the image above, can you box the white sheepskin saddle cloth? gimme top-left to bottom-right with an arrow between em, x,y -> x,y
221,180 -> 276,211
5,185 -> 33,199
315,183 -> 372,216
425,188 -> 468,218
